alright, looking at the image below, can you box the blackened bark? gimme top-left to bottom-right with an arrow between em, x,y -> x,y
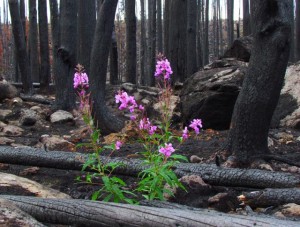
196,0 -> 203,68
90,0 -> 124,134
55,0 -> 77,110
0,146 -> 299,189
203,0 -> 209,65
109,26 -> 119,85
163,0 -> 170,57
227,0 -> 234,46
157,0 -> 163,53
186,0 -> 198,77
243,0 -> 251,36
239,188 -> 300,208
77,0 -> 96,74
19,0 -> 25,39
29,0 -> 39,83
169,0 -> 187,82
49,0 -> 59,94
140,0 -> 146,84
227,0 -> 292,166
2,196 -> 299,227
125,0 -> 136,83
38,0 -> 50,93
8,0 -> 33,94
296,0 -> 300,61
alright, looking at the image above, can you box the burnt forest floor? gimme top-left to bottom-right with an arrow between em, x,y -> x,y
1,86 -> 300,219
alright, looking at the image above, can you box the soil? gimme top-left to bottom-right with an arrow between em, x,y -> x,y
1,86 -> 300,219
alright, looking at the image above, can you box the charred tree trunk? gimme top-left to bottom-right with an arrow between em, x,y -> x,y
38,0 -> 51,93
29,0 -> 39,83
90,0 -> 124,134
109,25 -> 119,85
0,146 -> 299,189
226,0 -> 292,166
227,0 -> 234,47
49,0 -> 59,92
296,0 -> 300,61
8,0 -> 33,94
1,195 -> 299,227
186,0 -> 198,77
169,0 -> 187,82
196,0 -> 203,68
203,0 -> 209,65
140,0 -> 146,84
55,0 -> 77,110
77,0 -> 96,74
163,0 -> 170,57
124,0 -> 136,83
157,0 -> 163,53
243,0 -> 251,36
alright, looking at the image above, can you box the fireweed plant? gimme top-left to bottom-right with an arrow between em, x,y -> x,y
115,54 -> 203,200
74,64 -> 136,204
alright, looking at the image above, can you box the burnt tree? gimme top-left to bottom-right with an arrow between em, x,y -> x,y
296,0 -> 300,61
55,0 -> 77,110
38,0 -> 51,93
89,0 -> 124,134
243,0 -> 251,36
226,0 -> 292,166
8,0 -> 33,94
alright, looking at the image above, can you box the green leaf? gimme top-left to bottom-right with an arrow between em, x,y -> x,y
170,154 -> 188,162
91,190 -> 100,200
103,194 -> 113,202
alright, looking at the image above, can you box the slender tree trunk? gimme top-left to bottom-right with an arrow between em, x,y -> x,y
196,0 -> 203,68
38,0 -> 50,93
55,0 -> 77,110
289,1 -> 294,62
296,0 -> 300,61
203,0 -> 209,65
19,0 -> 25,36
140,0 -> 146,84
90,0 -> 124,134
169,0 -> 187,82
187,0 -> 198,77
77,0 -> 96,74
163,0 -> 170,57
243,0 -> 251,36
8,0 -> 33,94
226,0 -> 292,167
219,3 -> 223,55
109,25 -> 119,85
157,0 -> 163,53
29,0 -> 39,83
227,0 -> 234,47
125,0 -> 136,83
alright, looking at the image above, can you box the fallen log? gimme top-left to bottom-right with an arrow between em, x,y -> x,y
0,146 -> 299,188
0,195 -> 299,227
0,198 -> 45,227
0,172 -> 71,199
238,188 -> 300,208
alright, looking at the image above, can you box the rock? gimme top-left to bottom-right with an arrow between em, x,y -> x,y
0,109 -> 12,121
280,203 -> 300,217
272,61 -> 300,129
179,59 -> 247,130
0,121 -> 7,129
222,36 -> 253,62
19,109 -> 38,126
180,175 -> 209,187
268,137 -> 274,147
0,137 -> 14,145
37,135 -> 76,152
0,80 -> 19,102
50,110 -> 74,124
189,155 -> 203,163
1,125 -> 24,136
121,83 -> 137,93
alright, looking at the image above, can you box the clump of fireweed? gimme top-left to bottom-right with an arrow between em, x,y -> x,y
116,54 -> 203,200
74,64 -> 136,204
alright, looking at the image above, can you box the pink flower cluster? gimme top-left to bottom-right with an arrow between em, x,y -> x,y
115,90 -> 138,113
139,118 -> 157,135
159,143 -> 175,158
189,119 -> 203,135
115,141 -> 122,150
74,72 -> 89,90
154,58 -> 173,80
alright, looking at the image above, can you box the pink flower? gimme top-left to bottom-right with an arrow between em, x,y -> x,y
159,143 -> 175,158
115,90 -> 137,112
74,72 -> 89,89
115,141 -> 122,150
189,119 -> 203,135
154,58 -> 173,80
139,118 -> 151,130
139,105 -> 144,111
130,115 -> 137,121
148,125 -> 157,135
182,126 -> 189,140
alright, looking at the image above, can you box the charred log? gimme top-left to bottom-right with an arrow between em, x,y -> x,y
0,146 -> 299,189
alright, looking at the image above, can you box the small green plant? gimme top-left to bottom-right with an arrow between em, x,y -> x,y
74,64 -> 136,204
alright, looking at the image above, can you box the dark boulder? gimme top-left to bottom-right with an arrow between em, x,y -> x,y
222,36 -> 253,62
178,59 -> 247,130
0,80 -> 19,102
